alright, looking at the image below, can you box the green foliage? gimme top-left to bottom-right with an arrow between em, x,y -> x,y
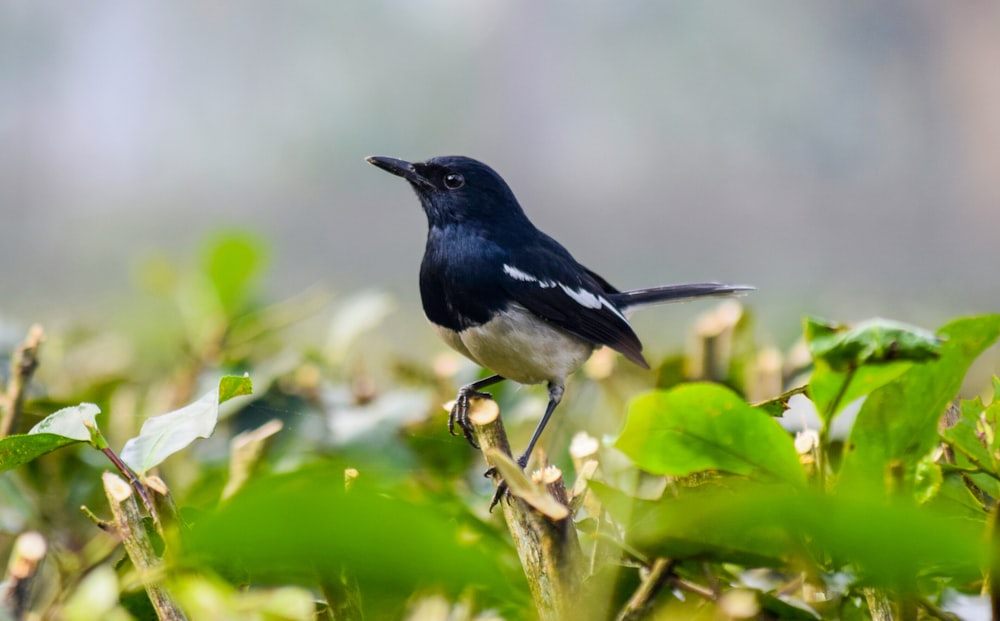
0,432 -> 81,473
838,315 -> 1000,491
0,404 -> 101,473
183,464 -> 511,597
804,316 -> 944,422
804,316 -> 944,371
0,377 -> 251,476
3,232 -> 999,619
615,383 -> 804,486
942,377 -> 1000,499
200,230 -> 269,318
598,481 -> 984,584
605,313 -> 1000,617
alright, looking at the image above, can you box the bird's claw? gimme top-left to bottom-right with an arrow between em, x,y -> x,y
489,479 -> 511,511
485,455 -> 528,511
448,389 -> 494,449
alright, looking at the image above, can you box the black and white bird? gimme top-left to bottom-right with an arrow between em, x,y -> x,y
367,155 -> 752,504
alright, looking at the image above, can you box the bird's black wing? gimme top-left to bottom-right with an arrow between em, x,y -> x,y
499,239 -> 648,369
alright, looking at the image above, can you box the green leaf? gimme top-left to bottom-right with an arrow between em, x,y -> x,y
808,360 -> 912,422
615,383 -> 805,486
0,403 -> 106,471
941,378 -> 1000,500
201,230 -> 268,317
120,375 -> 253,475
757,591 -> 821,620
913,457 -> 944,504
218,374 -> 253,403
182,464 -> 512,600
838,315 -> 1000,492
804,316 -> 944,371
599,480 -> 984,584
754,385 -> 807,417
28,403 -> 101,441
0,433 -> 82,472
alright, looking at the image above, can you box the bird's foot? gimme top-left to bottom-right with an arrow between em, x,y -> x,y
448,388 -> 494,449
485,454 -> 529,511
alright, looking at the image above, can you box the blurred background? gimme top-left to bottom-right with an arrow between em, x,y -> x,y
2,1 -> 998,351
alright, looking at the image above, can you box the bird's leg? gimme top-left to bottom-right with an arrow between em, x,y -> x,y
450,374 -> 505,449
488,381 -> 564,509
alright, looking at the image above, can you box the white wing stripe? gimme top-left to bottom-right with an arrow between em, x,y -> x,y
559,284 -> 600,308
503,264 -> 556,288
503,264 -> 627,323
503,264 -> 536,282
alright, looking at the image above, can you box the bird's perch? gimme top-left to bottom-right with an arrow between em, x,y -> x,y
467,397 -> 583,621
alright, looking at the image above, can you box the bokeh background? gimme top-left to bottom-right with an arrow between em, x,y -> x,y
2,1 -> 998,350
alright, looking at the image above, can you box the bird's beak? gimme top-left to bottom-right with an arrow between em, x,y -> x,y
365,156 -> 434,190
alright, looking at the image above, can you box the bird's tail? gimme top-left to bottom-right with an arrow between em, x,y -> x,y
609,282 -> 754,313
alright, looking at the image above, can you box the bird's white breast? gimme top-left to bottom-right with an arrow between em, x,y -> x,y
432,304 -> 595,386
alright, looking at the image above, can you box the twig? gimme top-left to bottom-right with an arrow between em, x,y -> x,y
671,576 -> 718,602
947,447 -> 1000,484
1,531 -> 46,619
145,475 -> 182,531
917,596 -> 960,621
469,397 -> 583,621
689,303 -> 742,382
96,440 -> 162,532
616,558 -> 675,621
103,472 -> 188,621
221,419 -> 283,500
0,325 -> 43,437
80,505 -> 115,532
863,587 -> 897,621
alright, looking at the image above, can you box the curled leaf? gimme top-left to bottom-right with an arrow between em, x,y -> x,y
120,375 -> 252,475
805,317 -> 943,371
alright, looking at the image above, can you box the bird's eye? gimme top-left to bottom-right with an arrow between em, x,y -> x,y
443,173 -> 465,190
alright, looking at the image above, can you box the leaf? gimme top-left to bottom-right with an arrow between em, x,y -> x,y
28,403 -> 101,442
805,317 -> 945,421
201,231 -> 268,317
804,316 -> 944,371
0,403 -> 106,471
838,315 -> 1000,492
757,591 -> 821,620
808,360 -> 912,422
754,385 -> 807,417
120,375 -> 252,475
598,480 -> 984,584
0,433 -> 82,472
615,383 -> 805,486
218,374 -> 253,403
913,458 -> 944,505
940,377 -> 1000,499
182,464 -> 512,600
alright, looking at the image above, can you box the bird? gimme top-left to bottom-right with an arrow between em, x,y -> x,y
366,154 -> 752,507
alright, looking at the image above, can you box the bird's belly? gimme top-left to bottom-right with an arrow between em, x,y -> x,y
434,305 -> 594,385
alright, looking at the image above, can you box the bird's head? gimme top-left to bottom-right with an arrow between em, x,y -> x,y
366,155 -> 530,230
